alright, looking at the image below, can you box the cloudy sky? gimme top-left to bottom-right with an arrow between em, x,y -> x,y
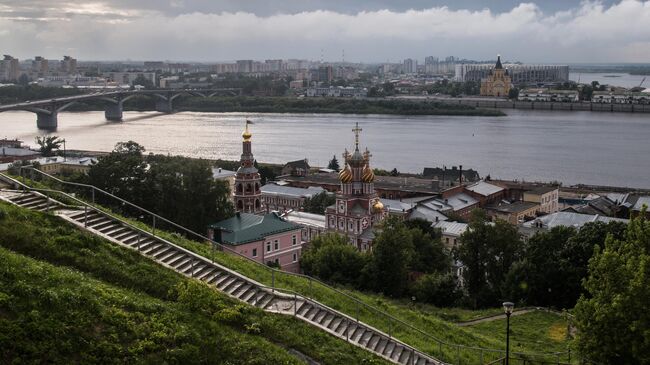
1,0 -> 648,63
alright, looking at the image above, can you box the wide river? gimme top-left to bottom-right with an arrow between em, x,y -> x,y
1,109 -> 649,189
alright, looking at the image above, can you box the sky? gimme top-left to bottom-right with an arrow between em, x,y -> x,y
0,0 -> 649,63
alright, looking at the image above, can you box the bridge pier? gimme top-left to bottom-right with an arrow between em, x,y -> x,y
36,112 -> 58,130
155,99 -> 173,113
105,103 -> 123,121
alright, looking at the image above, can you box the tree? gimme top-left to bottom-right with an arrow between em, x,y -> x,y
364,216 -> 415,296
404,219 -> 450,274
575,212 -> 649,364
327,155 -> 340,171
390,168 -> 399,176
35,135 -> 63,157
508,87 -> 519,100
411,272 -> 461,307
303,192 -> 335,215
456,210 -> 523,308
132,74 -> 154,89
300,233 -> 366,287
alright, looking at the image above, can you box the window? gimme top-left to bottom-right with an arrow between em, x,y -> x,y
252,248 -> 257,257
274,240 -> 279,250
292,235 -> 297,245
446,237 -> 449,244
293,253 -> 297,262
274,258 -> 279,265
266,242 -> 271,253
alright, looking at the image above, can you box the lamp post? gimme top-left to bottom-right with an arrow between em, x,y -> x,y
503,301 -> 514,365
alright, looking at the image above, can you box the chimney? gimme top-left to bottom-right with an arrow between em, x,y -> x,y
218,167 -> 222,173
459,165 -> 463,185
435,216 -> 439,222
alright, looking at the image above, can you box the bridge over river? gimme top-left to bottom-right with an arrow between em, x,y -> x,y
0,88 -> 241,130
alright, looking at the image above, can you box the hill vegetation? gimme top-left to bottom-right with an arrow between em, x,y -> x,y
0,201 -> 388,364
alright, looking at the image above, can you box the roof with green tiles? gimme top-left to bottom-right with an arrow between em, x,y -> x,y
209,212 -> 300,245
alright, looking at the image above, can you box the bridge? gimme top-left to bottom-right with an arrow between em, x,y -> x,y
0,88 -> 241,130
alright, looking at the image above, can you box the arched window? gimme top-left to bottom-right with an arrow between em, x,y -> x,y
236,184 -> 243,194
237,200 -> 243,210
255,199 -> 261,209
255,183 -> 260,191
246,183 -> 252,192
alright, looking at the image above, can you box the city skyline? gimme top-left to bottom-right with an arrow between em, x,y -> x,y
1,1 -> 649,63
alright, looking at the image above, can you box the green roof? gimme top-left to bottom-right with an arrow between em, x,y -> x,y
209,212 -> 299,245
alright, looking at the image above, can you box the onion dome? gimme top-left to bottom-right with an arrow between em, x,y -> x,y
242,123 -> 252,141
372,200 -> 384,213
362,164 -> 375,183
339,165 -> 353,183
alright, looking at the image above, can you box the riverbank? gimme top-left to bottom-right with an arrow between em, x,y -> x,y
59,96 -> 505,117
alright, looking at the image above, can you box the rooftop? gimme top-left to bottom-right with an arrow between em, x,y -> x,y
522,212 -> 628,230
209,212 -> 300,245
380,198 -> 415,214
283,211 -> 326,229
261,183 -> 325,198
282,172 -> 442,194
465,181 -> 504,197
525,186 -> 559,195
408,205 -> 449,223
487,201 -> 539,214
212,167 -> 236,179
432,220 -> 468,237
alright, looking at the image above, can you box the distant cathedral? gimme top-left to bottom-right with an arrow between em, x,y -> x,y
234,121 -> 263,214
325,123 -> 385,251
480,55 -> 512,97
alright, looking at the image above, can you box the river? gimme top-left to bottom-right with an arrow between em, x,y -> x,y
569,72 -> 647,89
1,109 -> 649,189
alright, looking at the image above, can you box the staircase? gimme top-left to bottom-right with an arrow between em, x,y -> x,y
0,185 -> 443,365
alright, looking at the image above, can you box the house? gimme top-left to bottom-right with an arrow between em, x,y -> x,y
0,156 -> 97,175
418,193 -> 479,220
432,220 -> 468,250
282,159 -> 310,177
208,212 -> 304,273
522,186 -> 559,214
422,166 -> 480,186
485,201 -> 540,224
261,183 -> 326,213
212,167 -> 237,202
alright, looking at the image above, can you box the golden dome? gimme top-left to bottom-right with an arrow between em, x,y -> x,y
242,123 -> 252,141
362,164 -> 375,183
339,165 -> 353,183
373,200 -> 384,212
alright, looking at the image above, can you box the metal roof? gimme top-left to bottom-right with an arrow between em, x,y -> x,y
522,212 -> 628,229
465,181 -> 504,197
261,183 -> 325,198
209,212 -> 300,245
433,220 -> 469,237
633,197 -> 650,212
283,211 -> 326,229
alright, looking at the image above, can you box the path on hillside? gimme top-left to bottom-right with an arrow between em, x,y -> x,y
456,308 -> 541,327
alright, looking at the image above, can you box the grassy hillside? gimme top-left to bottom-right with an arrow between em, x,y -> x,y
0,202 -> 389,364
87,203 -> 575,364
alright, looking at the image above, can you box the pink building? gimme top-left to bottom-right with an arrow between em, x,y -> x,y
208,212 -> 304,273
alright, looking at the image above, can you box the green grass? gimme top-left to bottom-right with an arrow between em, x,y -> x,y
0,201 -> 389,365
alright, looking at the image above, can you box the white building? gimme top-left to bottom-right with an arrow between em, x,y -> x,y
455,63 -> 569,84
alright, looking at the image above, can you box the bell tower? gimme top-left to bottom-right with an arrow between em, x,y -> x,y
234,120 -> 263,214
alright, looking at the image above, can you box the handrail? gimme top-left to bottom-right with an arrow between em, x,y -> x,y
8,167 -> 586,364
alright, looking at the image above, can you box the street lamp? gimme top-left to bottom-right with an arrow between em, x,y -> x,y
503,301 -> 514,365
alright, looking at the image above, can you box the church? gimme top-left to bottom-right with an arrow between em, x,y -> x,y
480,55 -> 512,97
324,123 -> 386,251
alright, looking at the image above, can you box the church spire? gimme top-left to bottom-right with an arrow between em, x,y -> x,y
495,54 -> 503,69
352,122 -> 362,151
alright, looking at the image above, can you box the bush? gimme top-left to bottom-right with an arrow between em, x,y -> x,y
411,272 -> 461,307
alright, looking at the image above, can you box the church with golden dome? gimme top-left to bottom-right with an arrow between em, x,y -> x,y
480,55 -> 512,97
233,120 -> 263,214
325,123 -> 386,251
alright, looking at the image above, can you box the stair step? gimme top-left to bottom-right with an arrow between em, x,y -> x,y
367,334 -> 381,351
351,326 -> 366,342
375,338 -> 388,354
297,302 -> 312,316
395,346 -> 407,363
141,243 -> 164,255
123,233 -> 145,245
114,230 -> 138,241
240,288 -> 257,302
259,294 -> 275,309
192,265 -> 212,278
97,223 -> 121,234
164,253 -> 187,267
90,219 -> 116,230
174,258 -> 194,272
313,310 -> 328,324
359,331 -> 373,347
222,278 -> 244,293
203,271 -> 222,284
231,283 -> 251,297
158,249 -> 179,263
383,342 -> 396,357
215,274 -> 234,287
105,226 -> 130,237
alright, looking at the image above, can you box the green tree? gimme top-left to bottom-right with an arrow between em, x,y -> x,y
411,272 -> 461,307
404,219 -> 450,274
364,216 -> 415,296
35,135 -> 63,157
575,212 -> 649,364
456,210 -> 523,308
303,192 -> 335,215
508,87 -> 519,100
300,233 -> 366,287
132,74 -> 155,89
327,155 -> 340,171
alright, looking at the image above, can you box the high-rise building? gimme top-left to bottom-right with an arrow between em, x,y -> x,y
234,121 -> 263,214
325,123 -> 386,251
403,58 -> 417,74
0,55 -> 20,81
236,60 -> 254,73
31,56 -> 49,76
317,66 -> 333,82
60,55 -> 77,75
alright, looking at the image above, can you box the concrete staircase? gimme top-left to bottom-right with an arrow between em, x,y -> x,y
0,187 -> 443,365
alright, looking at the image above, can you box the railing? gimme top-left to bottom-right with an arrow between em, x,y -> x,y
6,167 -> 593,365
